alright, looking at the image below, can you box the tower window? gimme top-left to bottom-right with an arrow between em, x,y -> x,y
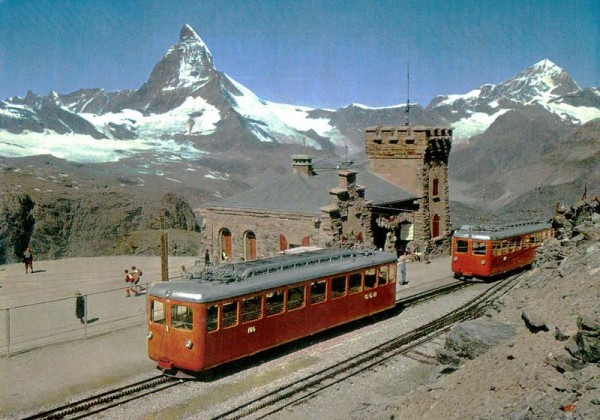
432,178 -> 439,197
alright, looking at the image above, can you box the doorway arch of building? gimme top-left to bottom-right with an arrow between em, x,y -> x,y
219,228 -> 232,261
243,230 -> 257,261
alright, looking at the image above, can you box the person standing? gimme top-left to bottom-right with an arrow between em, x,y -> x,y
204,249 -> 210,267
23,245 -> 34,274
75,291 -> 86,324
398,252 -> 408,285
124,269 -> 133,297
130,266 -> 142,296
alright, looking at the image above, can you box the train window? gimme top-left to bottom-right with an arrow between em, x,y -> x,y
501,241 -> 509,254
456,240 -> 468,253
364,269 -> 377,289
266,290 -> 285,316
241,295 -> 262,323
389,264 -> 396,283
206,305 -> 218,332
287,285 -> 305,311
493,242 -> 502,256
509,239 -> 517,252
222,301 -> 238,328
515,237 -> 522,251
171,305 -> 193,330
331,276 -> 347,299
473,241 -> 487,255
310,280 -> 327,304
348,272 -> 363,294
378,266 -> 388,285
151,300 -> 166,325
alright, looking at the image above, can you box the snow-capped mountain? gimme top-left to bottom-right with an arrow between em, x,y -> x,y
0,25 -> 598,164
428,59 -> 600,141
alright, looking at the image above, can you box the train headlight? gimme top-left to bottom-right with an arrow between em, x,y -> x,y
147,331 -> 153,340
481,260 -> 486,265
185,339 -> 193,349
452,256 -> 458,261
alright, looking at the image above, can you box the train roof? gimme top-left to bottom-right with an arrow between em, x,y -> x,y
149,248 -> 398,304
452,221 -> 552,241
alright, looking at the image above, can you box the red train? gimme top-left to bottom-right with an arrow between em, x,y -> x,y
451,221 -> 553,279
147,248 -> 398,375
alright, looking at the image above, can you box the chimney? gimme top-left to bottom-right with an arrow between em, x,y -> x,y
337,169 -> 357,189
291,155 -> 315,176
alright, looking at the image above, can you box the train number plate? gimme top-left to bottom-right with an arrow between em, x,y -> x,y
364,291 -> 378,300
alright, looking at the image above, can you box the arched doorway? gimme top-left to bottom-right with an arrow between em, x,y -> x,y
244,231 -> 257,261
397,222 -> 413,254
219,228 -> 232,261
279,234 -> 288,251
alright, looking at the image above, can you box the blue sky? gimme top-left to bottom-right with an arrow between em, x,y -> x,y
0,0 -> 598,109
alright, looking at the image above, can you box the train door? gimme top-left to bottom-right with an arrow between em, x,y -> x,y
451,238 -> 470,276
470,240 -> 490,276
149,299 -> 198,371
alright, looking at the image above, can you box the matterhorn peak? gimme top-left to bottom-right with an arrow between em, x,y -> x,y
180,24 -> 201,42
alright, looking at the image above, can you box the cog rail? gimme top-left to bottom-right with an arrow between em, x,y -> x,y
23,375 -> 180,419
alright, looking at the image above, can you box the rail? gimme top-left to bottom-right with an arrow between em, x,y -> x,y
22,375 -> 179,420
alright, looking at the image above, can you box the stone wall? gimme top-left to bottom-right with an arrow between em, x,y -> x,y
200,207 -> 325,261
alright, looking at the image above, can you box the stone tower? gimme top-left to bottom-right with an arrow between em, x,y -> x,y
365,125 -> 452,244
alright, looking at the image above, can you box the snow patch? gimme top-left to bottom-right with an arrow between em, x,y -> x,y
81,96 -> 220,138
0,130 -> 206,163
452,109 -> 510,140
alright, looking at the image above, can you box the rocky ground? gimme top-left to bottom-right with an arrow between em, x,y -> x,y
392,197 -> 600,419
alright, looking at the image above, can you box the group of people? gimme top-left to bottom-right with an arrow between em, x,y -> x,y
124,266 -> 143,297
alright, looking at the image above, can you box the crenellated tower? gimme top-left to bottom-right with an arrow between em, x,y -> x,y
365,125 -> 452,244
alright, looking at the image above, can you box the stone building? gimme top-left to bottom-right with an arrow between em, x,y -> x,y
199,125 -> 452,262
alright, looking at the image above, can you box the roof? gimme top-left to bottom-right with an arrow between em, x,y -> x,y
206,168 -> 416,214
453,221 -> 552,241
148,248 -> 397,303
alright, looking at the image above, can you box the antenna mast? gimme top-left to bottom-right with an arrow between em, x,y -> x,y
405,62 -> 410,126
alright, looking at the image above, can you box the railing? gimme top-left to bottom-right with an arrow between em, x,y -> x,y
0,258 -> 196,358
0,285 -> 149,357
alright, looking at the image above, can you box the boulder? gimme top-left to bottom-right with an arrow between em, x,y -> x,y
437,319 -> 517,365
566,315 -> 600,363
521,310 -> 549,333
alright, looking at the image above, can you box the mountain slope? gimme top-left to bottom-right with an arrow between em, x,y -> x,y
429,59 -> 600,141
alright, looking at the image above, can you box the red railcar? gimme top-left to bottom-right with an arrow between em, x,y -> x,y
451,221 -> 553,279
147,248 -> 397,374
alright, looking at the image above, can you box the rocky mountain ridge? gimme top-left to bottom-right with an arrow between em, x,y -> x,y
2,26 -> 598,157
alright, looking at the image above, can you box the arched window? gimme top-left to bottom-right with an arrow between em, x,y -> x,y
219,228 -> 232,261
302,236 -> 310,246
432,214 -> 440,238
244,231 -> 257,261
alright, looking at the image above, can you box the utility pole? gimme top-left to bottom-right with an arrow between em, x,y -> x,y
405,62 -> 411,126
160,213 -> 169,281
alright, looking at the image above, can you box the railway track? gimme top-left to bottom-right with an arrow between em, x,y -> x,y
23,375 -> 180,420
22,275 -> 509,419
210,274 -> 522,419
